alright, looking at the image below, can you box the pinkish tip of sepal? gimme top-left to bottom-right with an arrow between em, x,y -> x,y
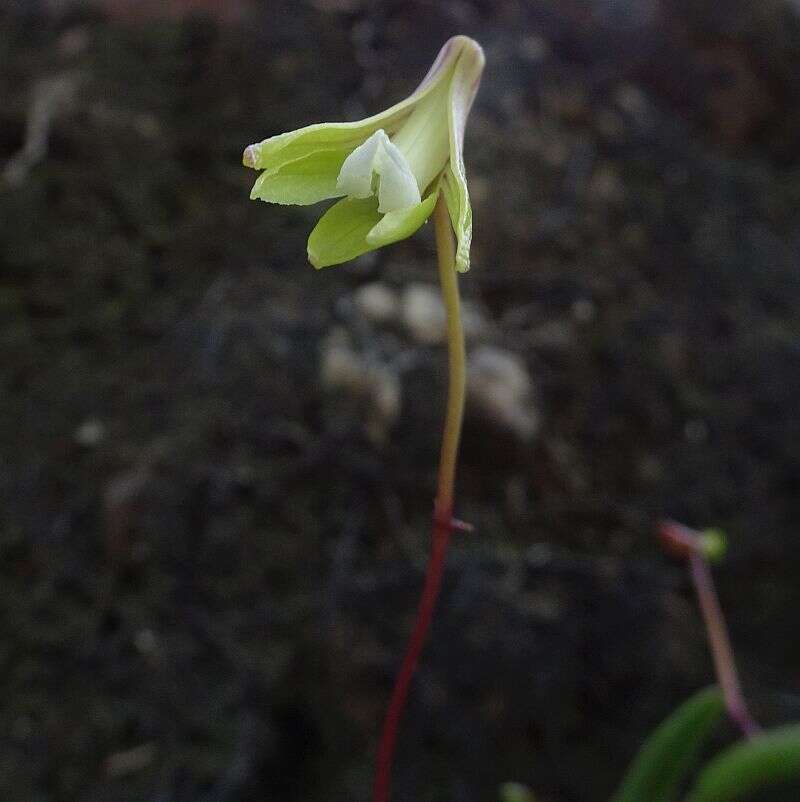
242,144 -> 259,168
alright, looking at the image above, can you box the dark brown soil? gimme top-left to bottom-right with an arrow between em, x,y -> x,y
2,2 -> 800,801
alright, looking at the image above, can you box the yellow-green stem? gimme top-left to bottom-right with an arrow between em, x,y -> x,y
373,194 -> 467,802
433,194 -> 466,515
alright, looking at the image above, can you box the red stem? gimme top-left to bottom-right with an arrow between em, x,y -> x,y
373,197 -> 465,802
688,551 -> 761,738
659,520 -> 761,739
373,511 -> 453,802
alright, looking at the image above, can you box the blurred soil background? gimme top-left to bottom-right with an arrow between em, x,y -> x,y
2,0 -> 800,800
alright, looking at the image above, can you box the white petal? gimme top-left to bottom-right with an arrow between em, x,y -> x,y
335,130 -> 383,198
374,135 -> 421,213
335,129 -> 421,214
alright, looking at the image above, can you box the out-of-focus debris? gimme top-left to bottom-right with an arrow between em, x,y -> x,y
697,43 -> 774,148
57,26 -> 90,59
401,283 -> 487,344
309,0 -> 365,12
320,328 -> 400,444
500,781 -> 538,802
684,418 -> 709,443
97,0 -> 250,22
74,419 -> 105,447
3,71 -> 82,188
467,346 -> 538,441
103,466 -> 151,564
353,282 -> 399,324
401,283 -> 446,344
103,742 -> 156,778
518,35 -> 549,63
587,163 -> 625,204
529,319 -> 575,351
614,83 -> 650,123
571,298 -> 596,324
133,628 -> 159,658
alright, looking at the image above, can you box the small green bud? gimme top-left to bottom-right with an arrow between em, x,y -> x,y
699,528 -> 727,563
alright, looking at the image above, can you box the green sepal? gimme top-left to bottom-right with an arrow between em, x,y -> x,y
687,724 -> 800,802
610,687 -> 725,802
366,188 -> 438,249
250,147 -> 351,205
307,189 -> 438,269
443,38 -> 483,272
307,196 -> 382,269
442,165 -> 472,272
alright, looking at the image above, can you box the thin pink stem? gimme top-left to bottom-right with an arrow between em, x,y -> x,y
373,517 -> 452,802
688,551 -> 761,738
372,197 -> 466,802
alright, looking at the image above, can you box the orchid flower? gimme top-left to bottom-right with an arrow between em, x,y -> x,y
243,35 -> 484,272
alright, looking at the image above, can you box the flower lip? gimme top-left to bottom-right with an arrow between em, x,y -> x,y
335,129 -> 421,214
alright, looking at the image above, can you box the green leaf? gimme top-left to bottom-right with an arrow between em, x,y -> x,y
611,687 -> 725,802
366,188 -> 438,249
687,724 -> 800,802
307,196 -> 382,269
250,147 -> 351,205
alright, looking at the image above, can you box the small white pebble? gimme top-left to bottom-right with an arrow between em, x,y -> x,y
615,83 -> 649,120
401,283 -> 446,344
530,319 -> 574,350
519,35 -> 550,63
461,300 -> 488,341
320,329 -> 366,393
571,298 -> 596,324
104,742 -> 156,779
320,329 -> 401,444
134,628 -> 158,656
401,283 -> 487,344
468,346 -> 538,441
353,282 -> 398,324
75,418 -> 105,447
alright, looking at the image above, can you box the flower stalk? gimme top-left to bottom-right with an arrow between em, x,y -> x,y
687,550 -> 761,739
659,520 -> 761,739
242,37 -> 485,802
373,196 -> 468,802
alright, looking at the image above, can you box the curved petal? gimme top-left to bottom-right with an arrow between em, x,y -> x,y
374,134 -> 421,213
307,197 -> 382,269
334,131 -> 384,198
250,147 -> 351,205
366,187 -> 438,249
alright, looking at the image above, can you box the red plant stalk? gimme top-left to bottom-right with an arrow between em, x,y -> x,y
688,550 -> 761,738
659,520 -> 761,738
373,197 -> 468,802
